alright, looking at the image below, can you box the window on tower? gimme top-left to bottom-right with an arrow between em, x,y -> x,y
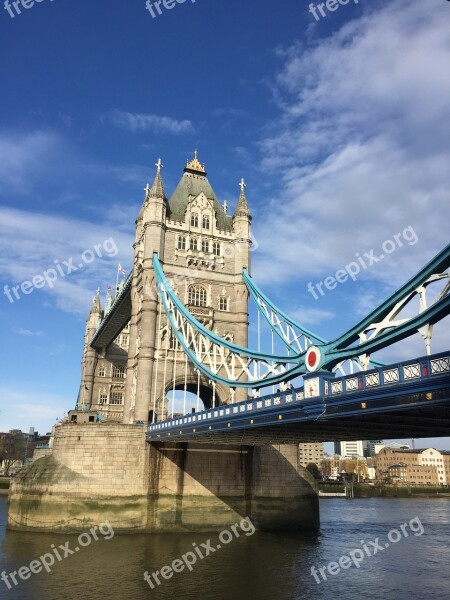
201,240 -> 209,253
98,365 -> 105,377
188,285 -> 207,307
110,391 -> 123,405
202,215 -> 210,229
191,213 -> 199,227
213,242 -> 221,256
99,393 -> 108,405
177,236 -> 186,250
190,238 -> 198,251
219,297 -> 229,311
112,364 -> 125,378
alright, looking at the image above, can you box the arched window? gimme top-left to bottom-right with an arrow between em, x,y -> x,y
188,285 -> 207,307
201,240 -> 209,253
190,237 -> 198,251
219,297 -> 229,311
213,242 -> 221,256
177,236 -> 186,250
202,215 -> 210,229
191,213 -> 199,227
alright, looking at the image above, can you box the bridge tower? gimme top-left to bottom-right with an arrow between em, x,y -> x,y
125,153 -> 252,423
82,152 -> 248,425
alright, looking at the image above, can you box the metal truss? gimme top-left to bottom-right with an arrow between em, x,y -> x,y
153,254 -> 303,388
243,268 -> 383,374
320,243 -> 450,371
153,243 -> 450,386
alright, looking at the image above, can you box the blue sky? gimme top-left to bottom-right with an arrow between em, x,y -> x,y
0,0 -> 449,452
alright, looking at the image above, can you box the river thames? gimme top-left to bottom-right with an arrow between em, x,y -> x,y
1,496 -> 449,600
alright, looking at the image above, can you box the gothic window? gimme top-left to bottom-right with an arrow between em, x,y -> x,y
202,215 -> 210,229
219,297 -> 229,311
121,334 -> 129,346
190,213 -> 199,227
190,238 -> 198,251
99,393 -> 108,405
110,391 -> 123,405
201,240 -> 209,253
188,285 -> 207,307
213,242 -> 221,256
112,364 -> 125,378
177,235 -> 186,250
98,365 -> 105,377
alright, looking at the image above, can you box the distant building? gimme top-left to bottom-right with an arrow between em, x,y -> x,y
363,440 -> 385,458
333,440 -> 364,458
376,447 -> 450,485
298,443 -> 324,468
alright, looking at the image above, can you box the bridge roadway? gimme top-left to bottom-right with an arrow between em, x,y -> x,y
146,352 -> 450,445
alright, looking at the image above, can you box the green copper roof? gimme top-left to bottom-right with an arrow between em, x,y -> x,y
167,171 -> 233,232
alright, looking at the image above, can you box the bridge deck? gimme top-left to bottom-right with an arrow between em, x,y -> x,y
147,352 -> 450,445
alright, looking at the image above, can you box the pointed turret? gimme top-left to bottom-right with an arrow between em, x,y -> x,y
234,178 -> 251,219
137,158 -> 167,223
149,158 -> 166,200
233,177 -> 251,273
90,290 -> 102,316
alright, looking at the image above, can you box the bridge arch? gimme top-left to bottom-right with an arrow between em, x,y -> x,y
152,374 -> 231,422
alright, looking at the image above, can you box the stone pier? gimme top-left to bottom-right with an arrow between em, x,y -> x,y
8,423 -> 319,533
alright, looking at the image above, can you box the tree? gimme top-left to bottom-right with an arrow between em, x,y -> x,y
0,431 -> 28,476
306,462 -> 320,478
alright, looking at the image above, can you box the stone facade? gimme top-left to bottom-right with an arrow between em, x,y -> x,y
8,423 -> 319,533
78,153 -> 252,424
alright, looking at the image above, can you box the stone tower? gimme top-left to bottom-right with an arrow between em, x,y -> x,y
79,152 -> 252,425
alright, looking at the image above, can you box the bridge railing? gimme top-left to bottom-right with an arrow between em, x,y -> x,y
147,351 -> 450,435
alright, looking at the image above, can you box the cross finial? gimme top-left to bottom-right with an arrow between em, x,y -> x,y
223,200 -> 228,214
96,287 -> 101,296
194,149 -> 198,160
155,158 -> 163,173
239,178 -> 246,193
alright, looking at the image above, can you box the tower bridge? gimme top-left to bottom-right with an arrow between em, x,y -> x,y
8,152 -> 450,534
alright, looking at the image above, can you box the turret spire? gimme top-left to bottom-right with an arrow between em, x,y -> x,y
234,177 -> 251,219
90,292 -> 102,314
147,157 -> 166,200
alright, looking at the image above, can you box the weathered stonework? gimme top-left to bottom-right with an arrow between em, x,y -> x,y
8,424 -> 319,533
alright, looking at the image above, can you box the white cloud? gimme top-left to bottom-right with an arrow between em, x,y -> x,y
0,206 -> 134,315
253,0 -> 450,292
288,306 -> 335,327
0,389 -> 70,434
105,109 -> 194,134
0,130 -> 63,195
18,329 -> 44,337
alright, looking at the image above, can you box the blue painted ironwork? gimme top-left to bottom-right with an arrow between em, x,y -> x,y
153,253 -> 302,388
153,243 -> 450,387
147,351 -> 450,442
243,267 -> 384,371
